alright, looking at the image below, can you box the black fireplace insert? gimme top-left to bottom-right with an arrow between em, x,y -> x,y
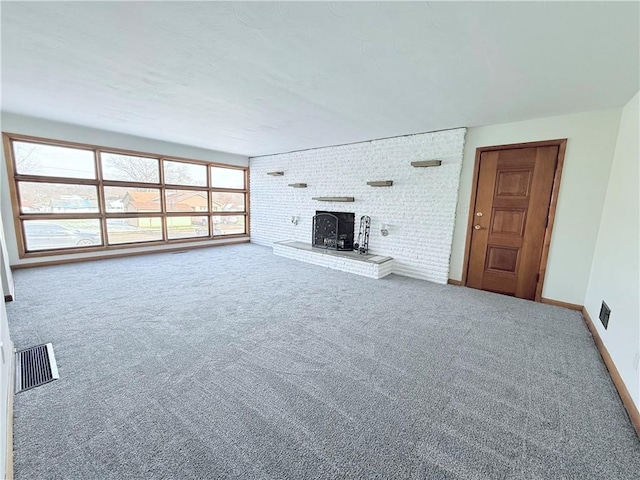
312,211 -> 355,251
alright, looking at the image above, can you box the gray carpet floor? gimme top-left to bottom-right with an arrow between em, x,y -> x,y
6,243 -> 640,479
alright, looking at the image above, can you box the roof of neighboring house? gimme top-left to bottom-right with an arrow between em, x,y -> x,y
166,191 -> 207,202
124,191 -> 158,202
122,190 -> 224,211
49,196 -> 96,209
166,191 -> 224,208
123,191 -> 159,211
130,202 -> 158,211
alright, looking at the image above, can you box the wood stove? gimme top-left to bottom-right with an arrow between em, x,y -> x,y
312,211 -> 355,251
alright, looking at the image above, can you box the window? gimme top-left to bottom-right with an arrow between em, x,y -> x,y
211,167 -> 245,189
4,134 -> 249,257
101,153 -> 160,183
13,141 -> 95,179
23,219 -> 101,251
164,160 -> 207,186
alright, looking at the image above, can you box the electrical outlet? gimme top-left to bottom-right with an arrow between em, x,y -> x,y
599,301 -> 611,329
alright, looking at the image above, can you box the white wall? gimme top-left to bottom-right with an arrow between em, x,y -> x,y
584,92 -> 639,410
449,108 -> 622,305
0,211 -> 14,299
1,113 -> 249,266
250,129 -> 466,284
0,211 -> 13,479
0,288 -> 12,480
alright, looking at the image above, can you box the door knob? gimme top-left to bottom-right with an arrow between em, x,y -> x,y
476,212 -> 483,217
474,225 -> 482,230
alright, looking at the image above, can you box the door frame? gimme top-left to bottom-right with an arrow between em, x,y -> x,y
460,139 -> 567,302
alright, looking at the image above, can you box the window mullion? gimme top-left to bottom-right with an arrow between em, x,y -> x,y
159,158 -> 168,242
14,174 -> 100,186
95,149 -> 108,247
245,168 -> 250,237
207,165 -> 212,237
102,180 -> 163,189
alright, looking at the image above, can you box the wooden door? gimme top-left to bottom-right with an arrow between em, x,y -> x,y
466,144 -> 561,300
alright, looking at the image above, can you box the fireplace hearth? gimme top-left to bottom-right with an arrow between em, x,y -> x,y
312,211 -> 355,251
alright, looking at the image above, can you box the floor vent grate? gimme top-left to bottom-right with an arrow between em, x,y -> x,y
15,343 -> 59,393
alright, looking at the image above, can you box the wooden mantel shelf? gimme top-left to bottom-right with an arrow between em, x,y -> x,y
312,197 -> 355,202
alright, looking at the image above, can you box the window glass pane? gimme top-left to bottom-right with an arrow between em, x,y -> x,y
13,141 -> 95,179
212,215 -> 246,236
106,218 -> 163,245
211,192 -> 244,212
101,153 -> 159,183
18,182 -> 98,214
105,187 -> 161,213
167,216 -> 209,239
165,189 -> 208,213
163,160 -> 206,186
23,219 -> 101,251
211,167 -> 244,189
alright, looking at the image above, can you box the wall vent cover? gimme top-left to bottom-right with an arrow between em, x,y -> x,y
599,301 -> 611,330
15,343 -> 59,393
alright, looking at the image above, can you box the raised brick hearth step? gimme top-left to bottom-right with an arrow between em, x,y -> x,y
273,240 -> 393,279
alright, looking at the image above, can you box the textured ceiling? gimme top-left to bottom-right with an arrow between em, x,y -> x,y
1,2 -> 638,157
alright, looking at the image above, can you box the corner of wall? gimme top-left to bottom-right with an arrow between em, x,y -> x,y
583,91 -> 640,412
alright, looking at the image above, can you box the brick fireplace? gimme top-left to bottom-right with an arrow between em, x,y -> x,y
249,127 -> 467,283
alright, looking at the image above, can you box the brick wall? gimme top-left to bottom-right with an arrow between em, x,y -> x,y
249,128 -> 467,283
